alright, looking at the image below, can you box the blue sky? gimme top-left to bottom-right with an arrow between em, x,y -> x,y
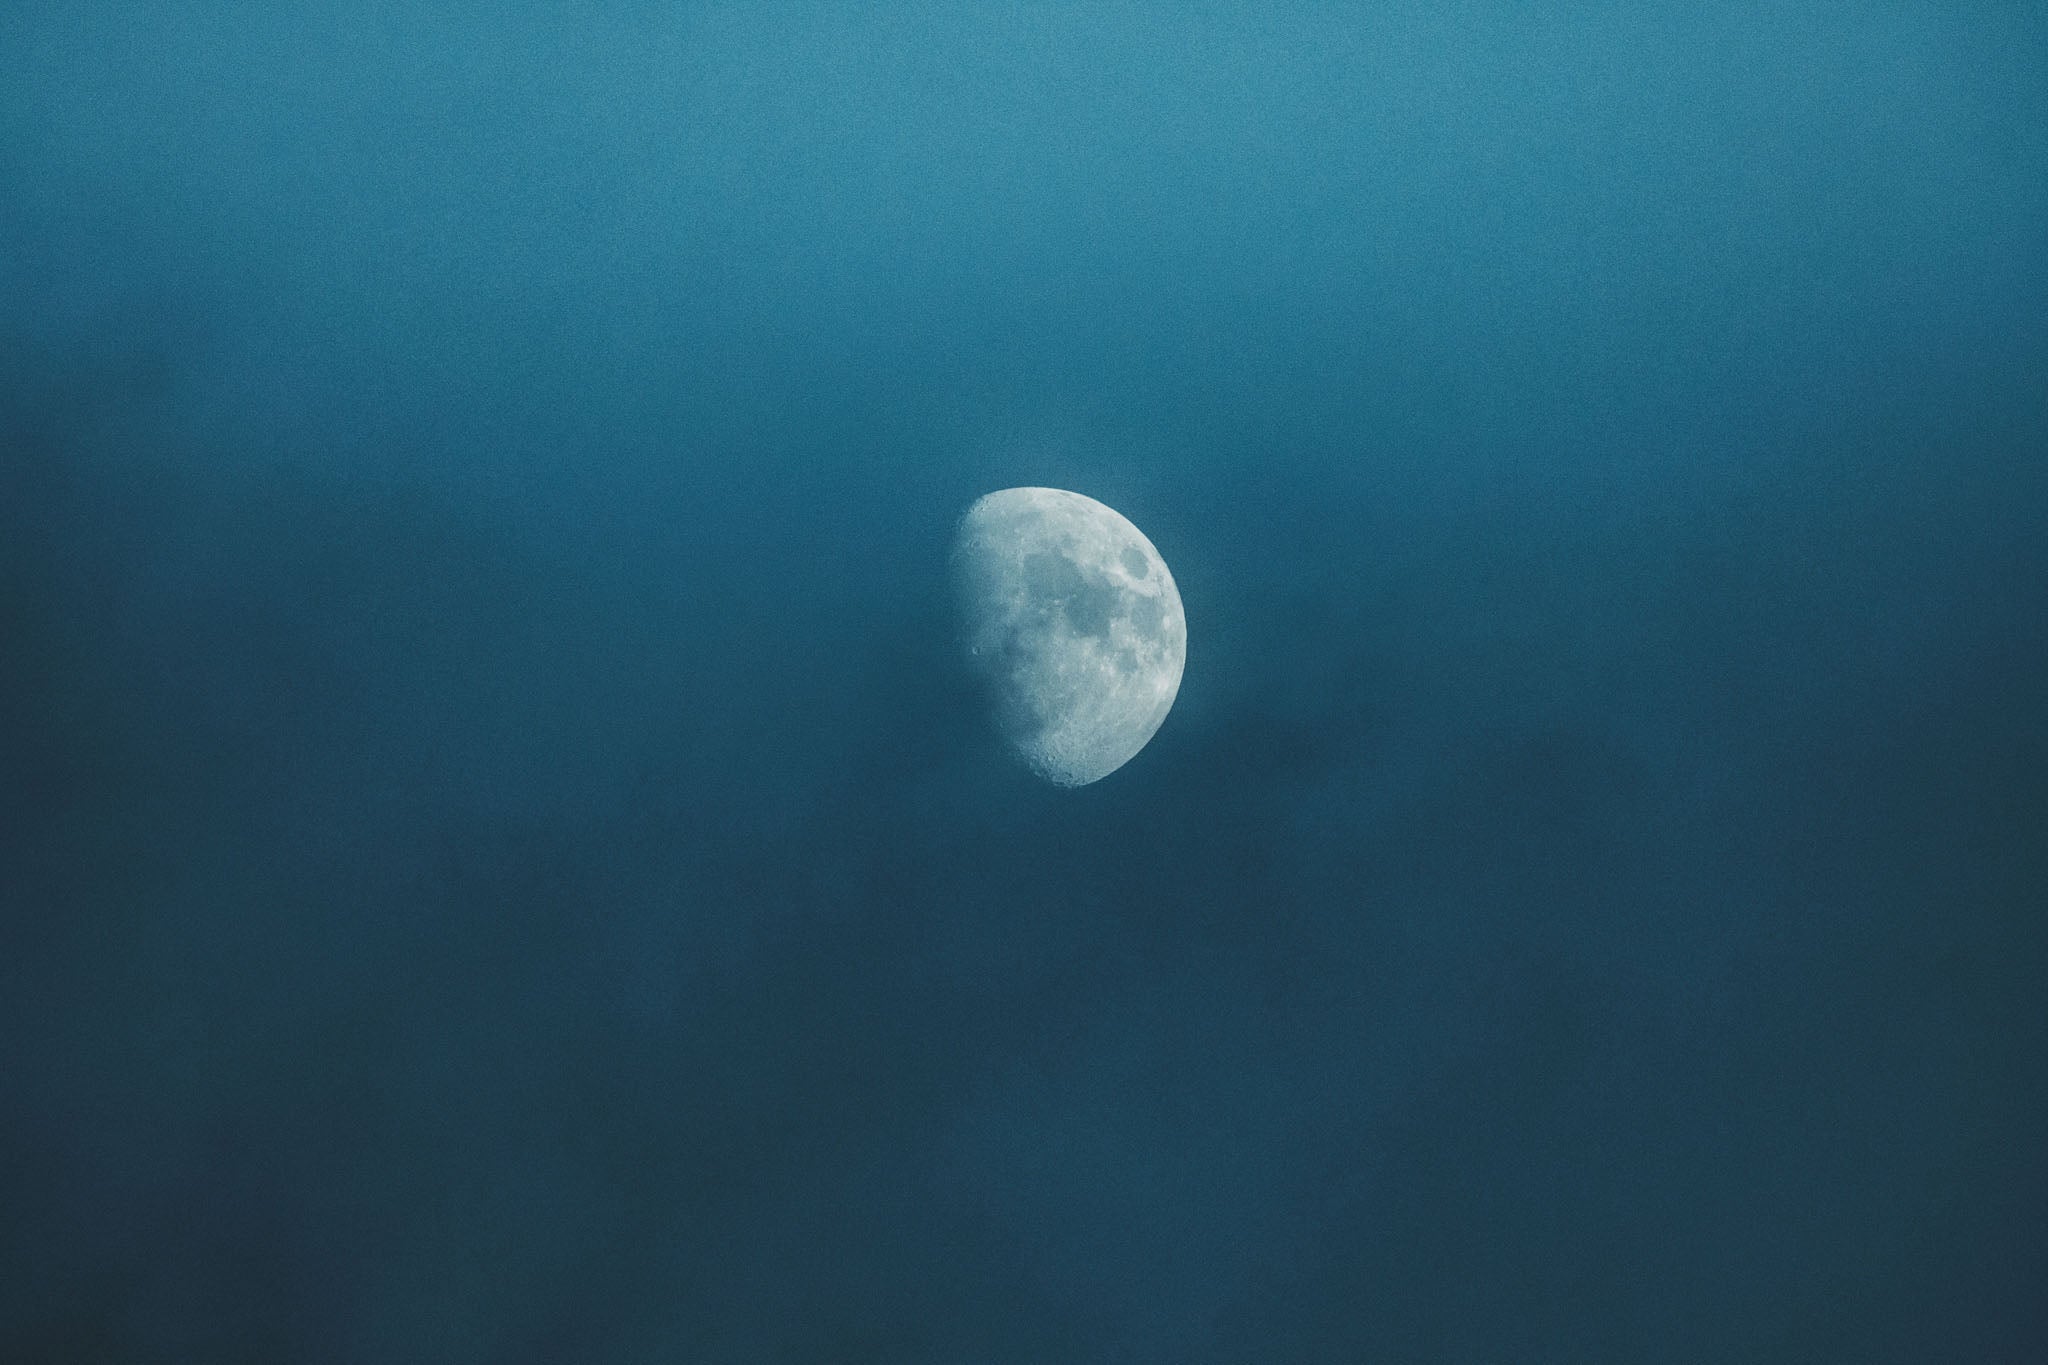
4,3 -> 2045,1359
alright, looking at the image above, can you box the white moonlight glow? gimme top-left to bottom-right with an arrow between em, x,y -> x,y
951,487 -> 1186,786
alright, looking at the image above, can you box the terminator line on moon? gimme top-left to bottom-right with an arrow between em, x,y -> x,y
951,487 -> 1186,786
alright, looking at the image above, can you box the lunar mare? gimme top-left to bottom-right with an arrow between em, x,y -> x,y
951,487 -> 1186,786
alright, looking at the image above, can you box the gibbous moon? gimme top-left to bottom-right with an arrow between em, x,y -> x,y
951,487 -> 1186,786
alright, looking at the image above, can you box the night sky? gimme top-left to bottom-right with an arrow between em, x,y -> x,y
5,3 -> 2046,1360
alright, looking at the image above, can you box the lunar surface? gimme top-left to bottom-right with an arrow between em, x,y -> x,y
951,487 -> 1186,786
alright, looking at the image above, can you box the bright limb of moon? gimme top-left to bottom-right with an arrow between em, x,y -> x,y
950,487 -> 1186,786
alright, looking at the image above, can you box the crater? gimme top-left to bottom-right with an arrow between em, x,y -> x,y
1120,545 -> 1150,578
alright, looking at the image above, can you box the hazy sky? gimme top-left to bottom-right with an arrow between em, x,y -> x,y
4,3 -> 2045,1360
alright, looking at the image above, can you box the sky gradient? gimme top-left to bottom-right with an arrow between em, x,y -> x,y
5,3 -> 2046,1360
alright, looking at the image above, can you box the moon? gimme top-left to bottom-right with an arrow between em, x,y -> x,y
950,487 -> 1186,786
